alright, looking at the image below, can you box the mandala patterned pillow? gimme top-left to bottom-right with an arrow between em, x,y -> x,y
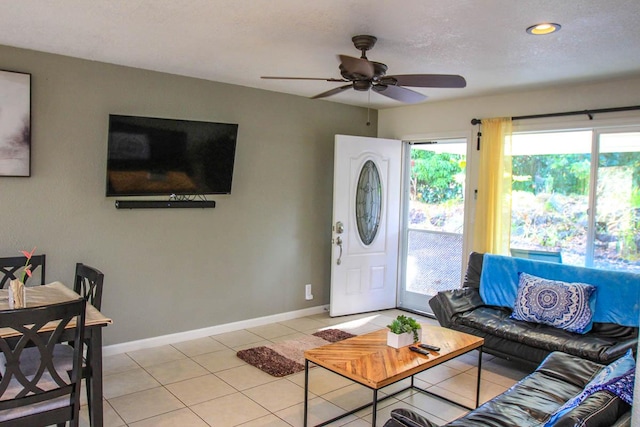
511,272 -> 596,333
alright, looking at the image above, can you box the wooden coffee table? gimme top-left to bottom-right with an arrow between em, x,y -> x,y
303,324 -> 484,427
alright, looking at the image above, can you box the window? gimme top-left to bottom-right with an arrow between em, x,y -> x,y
510,128 -> 640,273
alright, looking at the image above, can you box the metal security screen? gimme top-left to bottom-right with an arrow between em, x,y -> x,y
405,229 -> 463,296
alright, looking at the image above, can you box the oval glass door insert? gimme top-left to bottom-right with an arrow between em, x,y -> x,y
355,160 -> 382,245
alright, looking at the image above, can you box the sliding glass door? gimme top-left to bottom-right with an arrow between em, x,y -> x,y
510,127 -> 640,273
592,130 -> 640,271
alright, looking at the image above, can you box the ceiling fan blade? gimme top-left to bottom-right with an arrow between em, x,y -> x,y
261,76 -> 348,82
385,74 -> 467,88
311,84 -> 353,99
338,55 -> 374,79
372,84 -> 427,104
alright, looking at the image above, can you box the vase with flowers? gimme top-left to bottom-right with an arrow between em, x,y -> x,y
9,247 -> 36,309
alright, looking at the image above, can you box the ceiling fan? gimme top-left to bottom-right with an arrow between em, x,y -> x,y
261,35 -> 466,104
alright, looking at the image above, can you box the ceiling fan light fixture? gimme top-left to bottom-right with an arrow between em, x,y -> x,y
353,80 -> 372,91
526,22 -> 561,35
262,34 -> 466,104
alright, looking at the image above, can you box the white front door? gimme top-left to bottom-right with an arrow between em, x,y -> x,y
329,135 -> 402,317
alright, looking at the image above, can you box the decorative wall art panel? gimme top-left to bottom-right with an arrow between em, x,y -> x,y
0,70 -> 31,177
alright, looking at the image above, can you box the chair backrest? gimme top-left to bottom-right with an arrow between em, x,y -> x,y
0,255 -> 46,289
74,263 -> 104,310
510,248 -> 563,264
0,299 -> 86,426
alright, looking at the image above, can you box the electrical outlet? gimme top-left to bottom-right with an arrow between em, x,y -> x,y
305,284 -> 314,300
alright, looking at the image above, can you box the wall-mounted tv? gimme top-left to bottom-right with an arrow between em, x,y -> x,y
106,115 -> 238,197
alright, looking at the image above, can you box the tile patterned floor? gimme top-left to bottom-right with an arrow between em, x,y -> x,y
76,309 -> 531,427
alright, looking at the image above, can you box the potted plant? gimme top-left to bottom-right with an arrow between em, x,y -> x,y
386,315 -> 421,348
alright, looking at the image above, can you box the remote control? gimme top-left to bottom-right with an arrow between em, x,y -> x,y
419,343 -> 441,352
409,346 -> 430,356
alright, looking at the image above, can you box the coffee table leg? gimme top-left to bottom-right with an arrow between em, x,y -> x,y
304,359 -> 309,427
371,389 -> 378,427
475,347 -> 483,408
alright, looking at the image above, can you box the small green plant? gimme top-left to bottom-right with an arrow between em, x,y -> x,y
387,315 -> 421,343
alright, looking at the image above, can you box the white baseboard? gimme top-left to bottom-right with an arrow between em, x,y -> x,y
103,304 -> 330,357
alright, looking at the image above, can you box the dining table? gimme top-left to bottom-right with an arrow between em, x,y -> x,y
0,281 -> 113,427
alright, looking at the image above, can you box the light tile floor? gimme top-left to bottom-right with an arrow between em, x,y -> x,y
76,309 -> 531,427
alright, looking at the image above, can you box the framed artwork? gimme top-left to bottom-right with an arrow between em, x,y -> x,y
0,70 -> 31,176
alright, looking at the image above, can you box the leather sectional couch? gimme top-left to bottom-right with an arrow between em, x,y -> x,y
428,252 -> 639,367
382,351 -> 632,427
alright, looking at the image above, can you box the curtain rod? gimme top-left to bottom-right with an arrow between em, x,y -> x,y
470,105 -> 640,126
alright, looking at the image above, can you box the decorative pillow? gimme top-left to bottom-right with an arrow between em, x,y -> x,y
544,349 -> 636,426
511,272 -> 596,333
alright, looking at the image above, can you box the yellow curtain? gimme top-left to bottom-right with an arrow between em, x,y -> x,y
473,117 -> 513,254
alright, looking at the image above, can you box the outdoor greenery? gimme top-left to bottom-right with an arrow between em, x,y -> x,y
409,148 -> 640,269
511,152 -> 640,263
513,152 -> 640,195
512,154 -> 591,195
410,150 -> 465,204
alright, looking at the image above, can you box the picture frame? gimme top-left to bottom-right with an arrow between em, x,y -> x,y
0,70 -> 31,177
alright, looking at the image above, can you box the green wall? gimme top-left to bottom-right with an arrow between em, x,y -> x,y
0,45 -> 377,345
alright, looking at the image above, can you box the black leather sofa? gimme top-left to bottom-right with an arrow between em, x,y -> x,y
383,351 -> 632,427
428,252 -> 638,367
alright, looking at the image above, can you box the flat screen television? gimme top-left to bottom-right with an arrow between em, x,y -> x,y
106,114 -> 238,196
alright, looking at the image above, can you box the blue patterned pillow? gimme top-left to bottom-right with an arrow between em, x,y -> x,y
544,350 -> 636,426
511,272 -> 596,333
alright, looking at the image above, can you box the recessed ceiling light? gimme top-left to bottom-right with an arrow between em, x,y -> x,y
526,23 -> 561,35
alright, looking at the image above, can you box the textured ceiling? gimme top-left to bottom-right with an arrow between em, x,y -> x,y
1,0 -> 640,109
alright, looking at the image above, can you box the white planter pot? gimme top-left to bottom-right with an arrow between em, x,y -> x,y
387,331 -> 415,348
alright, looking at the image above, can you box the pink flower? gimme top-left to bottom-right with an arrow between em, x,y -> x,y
18,247 -> 36,282
21,247 -> 36,260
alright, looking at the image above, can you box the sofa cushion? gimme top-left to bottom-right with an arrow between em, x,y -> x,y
456,306 -> 633,363
535,350 -> 606,389
511,273 -> 596,333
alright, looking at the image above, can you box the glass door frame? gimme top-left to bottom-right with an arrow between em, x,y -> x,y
589,126 -> 640,268
397,132 -> 474,315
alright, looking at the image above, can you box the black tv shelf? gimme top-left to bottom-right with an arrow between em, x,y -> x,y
115,200 -> 216,209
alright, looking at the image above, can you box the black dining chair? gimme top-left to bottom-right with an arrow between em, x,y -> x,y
73,263 -> 104,422
73,263 -> 104,311
0,298 -> 86,427
0,255 -> 46,289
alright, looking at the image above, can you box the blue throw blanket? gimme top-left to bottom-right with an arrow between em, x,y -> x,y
479,254 -> 640,327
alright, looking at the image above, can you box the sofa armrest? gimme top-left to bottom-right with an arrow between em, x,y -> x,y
389,409 -> 440,427
463,251 -> 484,288
601,338 -> 638,363
429,287 -> 484,328
383,419 -> 412,427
